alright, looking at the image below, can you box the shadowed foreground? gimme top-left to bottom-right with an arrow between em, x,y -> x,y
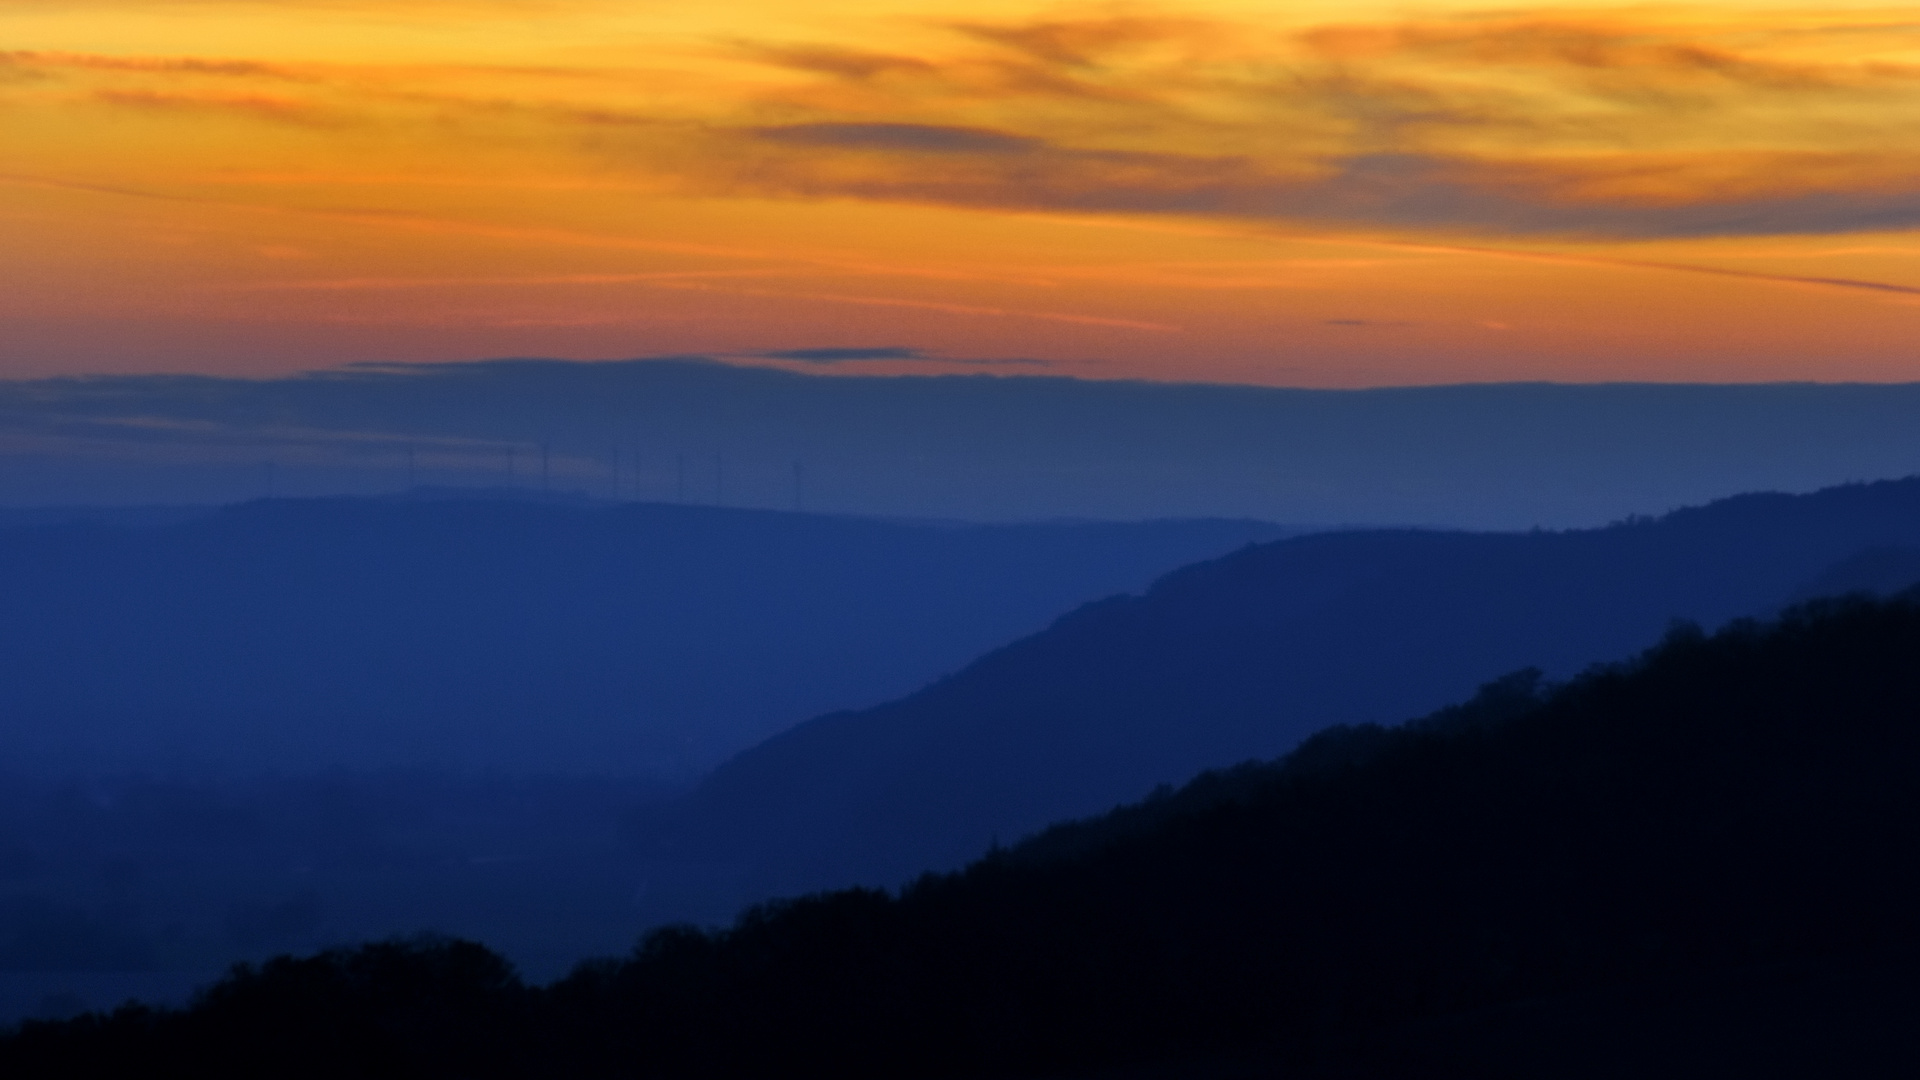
7,594 -> 1920,1077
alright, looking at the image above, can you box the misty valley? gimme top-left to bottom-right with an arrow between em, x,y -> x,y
14,0 -> 1920,1069
3,479 -> 1920,1076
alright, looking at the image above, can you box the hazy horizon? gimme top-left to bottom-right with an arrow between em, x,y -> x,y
6,357 -> 1920,529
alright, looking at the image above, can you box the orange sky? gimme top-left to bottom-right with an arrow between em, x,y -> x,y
3,1 -> 1918,385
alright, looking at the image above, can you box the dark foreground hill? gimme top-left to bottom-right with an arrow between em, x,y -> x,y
9,593 -> 1920,1078
653,477 -> 1920,893
0,495 -> 1286,775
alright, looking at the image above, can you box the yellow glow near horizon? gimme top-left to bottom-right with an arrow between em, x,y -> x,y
3,2 -> 1919,384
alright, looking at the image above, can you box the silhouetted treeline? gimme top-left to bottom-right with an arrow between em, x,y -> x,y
0,771 -> 671,985
10,592 -> 1920,1077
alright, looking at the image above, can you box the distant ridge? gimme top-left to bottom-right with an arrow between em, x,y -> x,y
655,476 -> 1920,896
0,495 -> 1290,776
0,505 -> 217,530
1787,545 -> 1920,603
11,360 -> 1920,526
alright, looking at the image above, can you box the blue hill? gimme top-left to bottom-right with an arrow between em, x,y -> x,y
661,476 -> 1920,895
0,496 -> 1288,776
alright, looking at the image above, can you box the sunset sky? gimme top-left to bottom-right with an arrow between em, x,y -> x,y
4,1 -> 1919,385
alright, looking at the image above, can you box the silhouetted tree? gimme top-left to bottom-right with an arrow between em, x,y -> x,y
10,592 -> 1920,1077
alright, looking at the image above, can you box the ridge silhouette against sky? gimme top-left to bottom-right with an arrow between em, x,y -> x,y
650,476 -> 1920,900
8,359 -> 1920,526
3,2 -> 1918,383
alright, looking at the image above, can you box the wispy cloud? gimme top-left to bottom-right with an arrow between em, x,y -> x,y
750,347 -> 1047,368
684,9 -> 1920,239
948,15 -> 1215,68
1297,16 -> 1920,93
754,123 -> 1039,154
736,43 -> 938,81
92,88 -> 345,126
758,347 -> 925,363
1364,236 -> 1920,299
217,271 -> 782,292
688,131 -> 1920,239
1,49 -> 310,80
14,5 -> 1920,245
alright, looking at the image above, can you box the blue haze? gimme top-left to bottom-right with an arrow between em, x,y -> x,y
0,496 -> 1286,777
7,359 -> 1920,526
9,360 -> 1920,1019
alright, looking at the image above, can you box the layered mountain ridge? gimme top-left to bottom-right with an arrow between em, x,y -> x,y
0,496 -> 1288,776
655,477 -> 1920,894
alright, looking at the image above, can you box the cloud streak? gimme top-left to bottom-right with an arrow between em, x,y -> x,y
692,9 -> 1920,239
92,88 -> 344,126
759,347 -> 924,363
1369,237 -> 1920,300
692,133 -> 1920,239
7,1 -> 1920,386
14,8 -> 1920,240
755,123 -> 1040,154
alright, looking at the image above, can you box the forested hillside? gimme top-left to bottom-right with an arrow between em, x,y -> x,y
9,592 -> 1919,1078
653,477 -> 1920,894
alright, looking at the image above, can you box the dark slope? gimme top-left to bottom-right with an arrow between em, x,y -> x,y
0,497 -> 1287,775
10,594 -> 1920,1078
662,476 -> 1920,890
1787,545 -> 1920,603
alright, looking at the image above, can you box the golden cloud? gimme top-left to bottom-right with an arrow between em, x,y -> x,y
10,6 -> 1920,240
